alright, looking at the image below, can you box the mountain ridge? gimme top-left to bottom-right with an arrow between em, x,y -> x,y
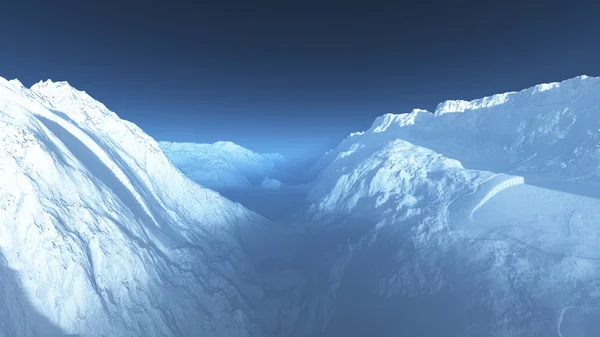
0,76 -> 288,337
159,140 -> 286,190
3,73 -> 600,336
314,74 -> 600,189
303,73 -> 600,336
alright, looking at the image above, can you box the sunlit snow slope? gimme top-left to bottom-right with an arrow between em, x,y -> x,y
159,141 -> 285,190
305,75 -> 600,337
0,78 -> 289,337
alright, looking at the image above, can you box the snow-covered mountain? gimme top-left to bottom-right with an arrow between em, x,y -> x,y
159,141 -> 285,190
4,73 -> 600,337
0,78 -> 304,337
303,75 -> 600,336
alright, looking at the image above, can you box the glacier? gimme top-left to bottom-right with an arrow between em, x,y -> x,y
3,74 -> 600,337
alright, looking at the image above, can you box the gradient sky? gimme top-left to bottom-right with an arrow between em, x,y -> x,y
2,0 -> 600,159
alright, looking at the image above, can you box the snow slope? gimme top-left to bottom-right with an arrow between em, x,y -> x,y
159,141 -> 285,190
0,78 -> 300,337
305,75 -> 600,336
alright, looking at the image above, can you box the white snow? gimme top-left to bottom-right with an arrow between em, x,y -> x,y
315,74 -> 600,186
0,78 -> 299,337
159,140 -> 285,190
305,74 -> 600,336
5,72 -> 600,337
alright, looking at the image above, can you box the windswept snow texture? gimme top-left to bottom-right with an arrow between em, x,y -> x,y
159,141 -> 286,190
0,78 -> 308,337
304,75 -> 600,337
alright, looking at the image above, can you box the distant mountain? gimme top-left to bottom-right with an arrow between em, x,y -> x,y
159,140 -> 286,190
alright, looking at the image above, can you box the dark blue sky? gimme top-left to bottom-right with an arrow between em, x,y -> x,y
2,0 -> 600,159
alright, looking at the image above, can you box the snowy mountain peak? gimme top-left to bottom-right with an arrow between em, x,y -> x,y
305,73 -> 600,336
211,140 -> 285,160
434,92 -> 512,116
314,74 -> 600,199
33,78 -> 71,87
31,79 -> 86,98
29,78 -> 117,123
213,140 -> 245,148
160,140 -> 285,162
434,74 -> 597,116
346,75 -> 598,137
0,76 -> 279,336
7,79 -> 25,89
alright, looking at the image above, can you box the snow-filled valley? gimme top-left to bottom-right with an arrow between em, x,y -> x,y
2,75 -> 600,336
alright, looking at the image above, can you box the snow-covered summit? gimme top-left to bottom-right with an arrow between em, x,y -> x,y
5,72 -> 600,336
160,140 -> 286,190
0,77 -> 283,337
30,79 -> 115,118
